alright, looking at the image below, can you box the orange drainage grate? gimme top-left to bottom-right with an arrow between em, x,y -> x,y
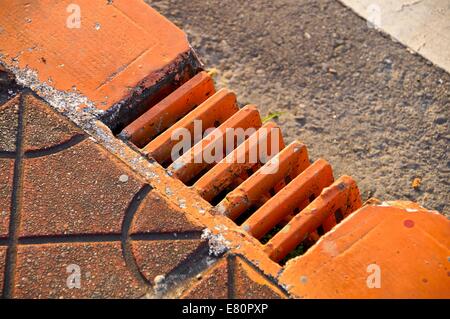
0,0 -> 202,132
142,88 -> 239,166
193,122 -> 284,203
241,159 -> 334,240
264,176 -> 362,262
121,71 -> 215,148
216,141 -> 310,221
121,72 -> 366,265
168,105 -> 262,184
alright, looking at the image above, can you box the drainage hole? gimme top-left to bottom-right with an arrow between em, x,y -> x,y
334,208 -> 344,223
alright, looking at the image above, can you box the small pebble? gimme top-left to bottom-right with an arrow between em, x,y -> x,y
154,275 -> 165,285
223,70 -> 233,79
328,68 -> 337,74
412,178 -> 421,189
119,174 -> 129,183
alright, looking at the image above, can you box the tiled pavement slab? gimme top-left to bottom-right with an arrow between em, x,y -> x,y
0,247 -> 5,294
0,92 -> 283,298
0,67 -> 21,106
0,159 -> 13,238
0,96 -> 19,154
22,93 -> 83,152
0,92 -> 206,298
182,257 -> 229,299
182,255 -> 288,299
0,0 -> 201,132
20,139 -> 145,236
132,239 -> 207,285
233,257 -> 287,299
14,242 -> 146,299
131,191 -> 205,234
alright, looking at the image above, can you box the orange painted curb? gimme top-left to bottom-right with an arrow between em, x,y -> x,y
121,71 -> 215,148
0,0 -> 200,131
279,202 -> 450,298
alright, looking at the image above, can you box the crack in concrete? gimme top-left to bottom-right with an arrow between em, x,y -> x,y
397,0 -> 424,12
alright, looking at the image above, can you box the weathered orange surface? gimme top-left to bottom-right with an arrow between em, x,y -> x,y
265,175 -> 362,262
122,71 -> 215,148
0,0 -> 192,110
194,122 -> 284,203
168,104 -> 262,184
218,141 -> 310,221
279,203 -> 450,298
143,88 -> 239,165
243,159 -> 334,240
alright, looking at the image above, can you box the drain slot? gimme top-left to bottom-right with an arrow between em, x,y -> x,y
104,55 -> 202,135
121,71 -> 215,148
119,71 -> 363,265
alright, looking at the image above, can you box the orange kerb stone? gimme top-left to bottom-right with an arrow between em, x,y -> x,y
0,0 -> 195,111
279,203 -> 450,298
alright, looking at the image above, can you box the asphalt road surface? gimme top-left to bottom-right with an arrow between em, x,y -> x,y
148,0 -> 449,214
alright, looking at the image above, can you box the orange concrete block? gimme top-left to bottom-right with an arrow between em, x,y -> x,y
242,159 -> 334,240
121,71 -> 215,148
216,141 -> 310,220
264,175 -> 362,262
168,105 -> 262,184
279,202 -> 450,298
143,89 -> 239,166
0,0 -> 198,118
194,122 -> 285,203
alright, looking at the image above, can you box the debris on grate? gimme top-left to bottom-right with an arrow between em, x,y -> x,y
201,228 -> 230,257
